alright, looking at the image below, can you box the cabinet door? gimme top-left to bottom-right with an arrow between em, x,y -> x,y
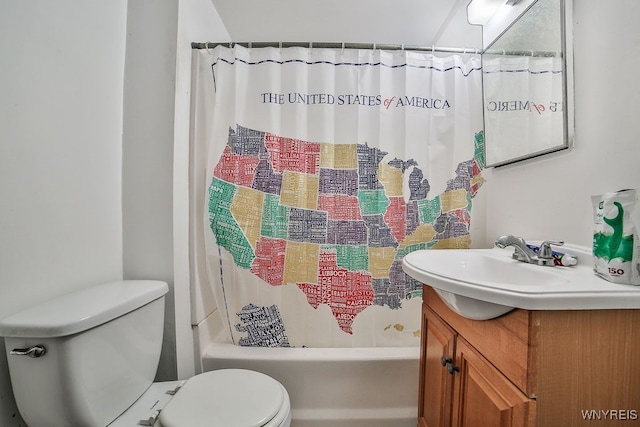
451,338 -> 535,427
419,305 -> 456,427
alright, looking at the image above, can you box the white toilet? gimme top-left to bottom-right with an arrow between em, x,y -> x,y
0,280 -> 291,427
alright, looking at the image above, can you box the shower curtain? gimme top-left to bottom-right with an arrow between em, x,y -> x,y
192,45 -> 484,348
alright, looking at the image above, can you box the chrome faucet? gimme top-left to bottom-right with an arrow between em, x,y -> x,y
495,235 -> 562,266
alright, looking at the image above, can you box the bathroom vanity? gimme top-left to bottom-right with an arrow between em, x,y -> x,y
418,284 -> 640,426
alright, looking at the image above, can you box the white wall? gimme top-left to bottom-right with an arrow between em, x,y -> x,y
122,0 -> 180,382
482,1 -> 640,249
0,1 -> 127,425
433,0 -> 483,50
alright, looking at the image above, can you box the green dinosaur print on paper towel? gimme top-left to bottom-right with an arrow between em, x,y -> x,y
594,201 -> 634,262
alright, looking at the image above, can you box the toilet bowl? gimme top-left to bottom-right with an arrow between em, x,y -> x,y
0,280 -> 291,427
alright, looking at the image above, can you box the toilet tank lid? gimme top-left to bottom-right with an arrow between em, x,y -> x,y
0,280 -> 168,338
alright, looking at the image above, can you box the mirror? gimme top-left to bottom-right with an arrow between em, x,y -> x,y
482,0 -> 572,167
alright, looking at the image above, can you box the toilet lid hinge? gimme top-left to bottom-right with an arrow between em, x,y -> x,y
166,380 -> 186,395
138,409 -> 160,426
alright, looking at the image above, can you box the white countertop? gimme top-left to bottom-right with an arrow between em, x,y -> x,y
402,245 -> 640,311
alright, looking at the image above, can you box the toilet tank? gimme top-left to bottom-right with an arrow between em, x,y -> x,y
0,280 -> 168,427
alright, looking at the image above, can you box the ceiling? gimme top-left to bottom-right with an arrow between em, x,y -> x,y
208,0 -> 482,49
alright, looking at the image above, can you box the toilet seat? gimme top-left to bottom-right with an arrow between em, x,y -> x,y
158,369 -> 290,427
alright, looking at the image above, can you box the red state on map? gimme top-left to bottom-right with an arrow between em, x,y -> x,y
297,250 -> 374,334
213,146 -> 261,187
470,160 -> 483,197
264,133 -> 321,175
318,194 -> 363,220
250,237 -> 287,286
383,196 -> 407,243
452,208 -> 471,225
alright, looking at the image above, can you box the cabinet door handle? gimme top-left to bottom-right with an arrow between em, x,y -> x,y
441,356 -> 459,374
447,363 -> 460,375
440,356 -> 453,366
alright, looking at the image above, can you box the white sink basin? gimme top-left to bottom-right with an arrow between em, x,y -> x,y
411,250 -> 569,289
431,290 -> 515,320
402,246 -> 640,320
403,249 -> 567,320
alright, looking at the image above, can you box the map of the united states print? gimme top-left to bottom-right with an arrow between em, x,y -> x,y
209,124 -> 485,335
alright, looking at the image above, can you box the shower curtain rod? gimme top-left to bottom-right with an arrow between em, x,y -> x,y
484,48 -> 562,57
191,41 -> 481,54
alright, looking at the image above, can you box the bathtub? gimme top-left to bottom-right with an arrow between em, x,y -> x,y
196,314 -> 420,427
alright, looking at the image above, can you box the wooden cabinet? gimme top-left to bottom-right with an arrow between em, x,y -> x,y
418,285 -> 640,427
419,307 -> 455,427
419,294 -> 533,427
451,338 -> 533,427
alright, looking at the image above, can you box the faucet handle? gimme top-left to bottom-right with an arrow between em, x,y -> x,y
538,240 -> 564,259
